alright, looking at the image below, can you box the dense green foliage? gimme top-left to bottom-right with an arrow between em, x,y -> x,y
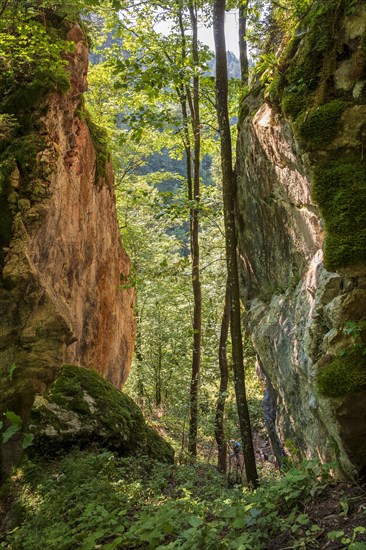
2,451 -> 360,550
0,13 -> 71,115
84,4 -> 243,451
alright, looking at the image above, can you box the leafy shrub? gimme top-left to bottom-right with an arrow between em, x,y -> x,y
0,453 -> 336,550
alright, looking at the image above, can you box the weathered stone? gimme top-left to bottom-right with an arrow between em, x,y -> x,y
323,290 -> 366,328
353,81 -> 365,99
331,106 -> 366,149
334,59 -> 356,92
28,365 -> 174,464
0,23 -> 135,480
236,5 -> 366,476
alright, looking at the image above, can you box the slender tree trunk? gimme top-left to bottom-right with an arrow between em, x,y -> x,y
155,340 -> 162,407
178,12 -> 193,207
187,2 -> 202,457
134,303 -> 145,407
239,0 -> 249,86
213,0 -> 259,488
215,282 -> 230,473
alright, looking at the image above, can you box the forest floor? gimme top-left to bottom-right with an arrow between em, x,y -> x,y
1,442 -> 365,549
267,480 -> 366,549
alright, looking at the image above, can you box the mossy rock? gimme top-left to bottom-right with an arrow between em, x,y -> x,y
296,100 -> 347,148
78,107 -> 109,183
281,92 -> 307,119
316,347 -> 366,398
267,0 -> 350,115
312,157 -> 366,269
27,365 -> 174,463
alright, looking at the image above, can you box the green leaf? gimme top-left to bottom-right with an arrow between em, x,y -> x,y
8,362 -> 17,381
297,514 -> 309,525
162,522 -> 174,534
3,411 -> 22,426
22,433 -> 35,449
81,529 -> 106,550
348,543 -> 366,550
221,506 -> 239,519
2,423 -> 21,444
101,537 -> 124,550
233,515 -> 246,529
327,531 -> 345,541
249,508 -> 262,518
188,516 -> 203,528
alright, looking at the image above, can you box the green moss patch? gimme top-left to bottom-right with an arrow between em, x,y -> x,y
78,108 -> 109,183
28,365 -> 174,463
312,157 -> 366,269
316,347 -> 366,398
296,100 -> 347,148
267,0 -> 352,116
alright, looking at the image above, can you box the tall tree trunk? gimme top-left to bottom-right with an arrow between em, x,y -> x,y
134,303 -> 145,407
155,339 -> 162,407
238,1 -> 249,86
187,1 -> 202,457
215,282 -> 230,473
213,0 -> 259,488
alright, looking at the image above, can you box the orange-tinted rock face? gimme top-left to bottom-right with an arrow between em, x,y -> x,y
0,22 -> 135,477
28,24 -> 135,387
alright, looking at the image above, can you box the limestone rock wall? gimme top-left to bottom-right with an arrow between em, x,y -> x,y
236,4 -> 366,476
0,23 -> 135,476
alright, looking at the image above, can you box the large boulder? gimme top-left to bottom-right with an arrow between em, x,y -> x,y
27,365 -> 174,463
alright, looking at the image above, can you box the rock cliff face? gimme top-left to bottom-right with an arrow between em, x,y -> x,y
0,22 -> 135,476
236,2 -> 366,476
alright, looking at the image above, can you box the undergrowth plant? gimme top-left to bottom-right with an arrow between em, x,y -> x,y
1,451 -> 361,550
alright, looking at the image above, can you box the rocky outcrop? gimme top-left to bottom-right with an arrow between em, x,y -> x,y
28,365 -> 174,463
0,21 -> 135,477
236,2 -> 366,476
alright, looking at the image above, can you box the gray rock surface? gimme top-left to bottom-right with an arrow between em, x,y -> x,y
235,5 -> 366,476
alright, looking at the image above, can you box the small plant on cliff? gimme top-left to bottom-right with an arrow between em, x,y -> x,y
0,11 -> 73,115
0,365 -> 34,449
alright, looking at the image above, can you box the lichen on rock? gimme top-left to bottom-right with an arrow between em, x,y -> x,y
28,365 -> 174,464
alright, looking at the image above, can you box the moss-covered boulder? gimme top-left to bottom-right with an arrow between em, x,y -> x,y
27,365 -> 174,463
